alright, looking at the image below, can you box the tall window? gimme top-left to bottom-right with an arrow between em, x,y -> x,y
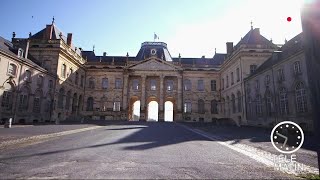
198,99 -> 205,114
256,95 -> 263,116
255,79 -> 260,90
197,79 -> 204,91
19,87 -> 29,111
226,76 -> 229,88
237,91 -> 242,113
132,79 -> 139,90
167,80 -> 174,91
184,79 -> 191,91
115,78 -> 122,89
211,100 -> 218,114
75,72 -> 79,85
294,61 -> 301,75
231,94 -> 236,113
113,101 -> 121,111
222,78 -> 224,90
265,75 -> 270,86
88,78 -> 95,89
150,79 -> 156,90
86,97 -> 94,111
250,65 -> 257,74
80,75 -> 84,87
24,70 -> 31,82
37,75 -> 43,86
61,64 -> 66,78
226,96 -> 230,115
184,101 -> 192,113
211,80 -> 216,91
236,68 -> 240,82
231,72 -> 234,85
8,63 -> 17,76
266,92 -> 272,116
58,88 -> 65,109
295,82 -> 307,113
102,78 -> 108,89
2,90 -> 13,110
48,80 -> 53,89
33,97 -> 41,113
69,68 -> 73,79
221,98 -> 225,115
278,68 -> 285,81
65,91 -> 71,110
279,88 -> 289,115
247,96 -> 252,118
100,97 -> 107,112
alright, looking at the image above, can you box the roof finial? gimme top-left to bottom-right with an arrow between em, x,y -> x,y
215,48 -> 216,54
250,20 -> 253,30
52,16 -> 55,24
93,45 -> 95,52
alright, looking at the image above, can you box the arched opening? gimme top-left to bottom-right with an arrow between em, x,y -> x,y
132,100 -> 141,121
147,101 -> 158,121
164,101 -> 174,122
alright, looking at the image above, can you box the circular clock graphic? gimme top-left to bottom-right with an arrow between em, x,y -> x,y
271,121 -> 304,154
150,49 -> 157,56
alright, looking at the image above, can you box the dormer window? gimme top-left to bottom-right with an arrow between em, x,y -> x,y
24,70 -> 31,82
150,49 -> 157,56
17,48 -> 24,58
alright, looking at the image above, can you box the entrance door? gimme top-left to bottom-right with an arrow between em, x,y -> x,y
132,100 -> 141,121
147,101 -> 158,121
164,101 -> 174,122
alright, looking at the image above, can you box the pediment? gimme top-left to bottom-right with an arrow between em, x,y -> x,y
128,58 -> 180,71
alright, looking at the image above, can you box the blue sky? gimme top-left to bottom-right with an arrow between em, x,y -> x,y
1,0 -> 303,57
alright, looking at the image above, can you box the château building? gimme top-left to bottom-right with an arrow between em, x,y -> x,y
0,20 -> 314,132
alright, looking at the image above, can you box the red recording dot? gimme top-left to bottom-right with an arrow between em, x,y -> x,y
287,17 -> 292,22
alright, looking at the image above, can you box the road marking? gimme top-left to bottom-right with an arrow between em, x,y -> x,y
178,123 -> 319,176
0,126 -> 103,150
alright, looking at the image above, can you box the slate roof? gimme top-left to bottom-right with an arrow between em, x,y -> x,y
31,23 -> 67,42
234,28 -> 277,50
247,32 -> 303,78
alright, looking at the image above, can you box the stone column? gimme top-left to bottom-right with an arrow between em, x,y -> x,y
122,74 -> 129,111
140,75 -> 146,121
177,76 -> 182,112
159,75 -> 164,111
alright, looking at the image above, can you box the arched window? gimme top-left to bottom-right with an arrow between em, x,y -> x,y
279,87 -> 289,115
198,99 -> 205,114
237,91 -> 242,113
19,86 -> 30,111
295,82 -> 307,113
75,72 -> 79,85
44,94 -> 52,113
211,80 -> 216,91
256,95 -> 263,116
100,96 -> 107,111
294,61 -> 301,75
211,100 -> 218,114
231,94 -> 236,113
65,91 -> 71,110
89,77 -> 95,89
265,75 -> 270,86
57,88 -> 65,109
86,97 -> 94,111
113,98 -> 121,111
33,90 -> 42,113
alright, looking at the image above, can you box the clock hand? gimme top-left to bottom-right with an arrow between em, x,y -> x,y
276,132 -> 288,147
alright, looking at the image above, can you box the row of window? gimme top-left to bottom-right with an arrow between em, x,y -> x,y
88,77 -> 122,89
220,91 -> 242,115
86,97 -> 120,112
247,82 -> 308,118
57,88 -> 82,110
183,99 -> 218,114
222,68 -> 241,90
61,64 -> 84,87
248,61 -> 302,92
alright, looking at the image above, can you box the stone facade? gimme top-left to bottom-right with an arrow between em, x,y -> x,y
0,21 -> 314,132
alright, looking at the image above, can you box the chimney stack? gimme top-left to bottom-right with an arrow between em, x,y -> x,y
103,52 -> 107,56
12,32 -> 16,38
226,42 -> 234,56
67,33 -> 72,46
